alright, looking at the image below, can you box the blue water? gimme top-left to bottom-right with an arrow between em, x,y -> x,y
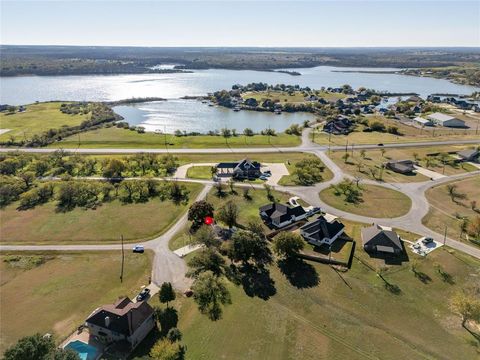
65,340 -> 100,360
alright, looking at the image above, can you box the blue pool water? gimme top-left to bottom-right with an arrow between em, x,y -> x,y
65,340 -> 100,360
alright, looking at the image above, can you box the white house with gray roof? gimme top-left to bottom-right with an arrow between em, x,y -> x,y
426,113 -> 465,128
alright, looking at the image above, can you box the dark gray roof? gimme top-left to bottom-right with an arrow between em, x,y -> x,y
260,202 -> 305,222
386,160 -> 415,173
301,216 -> 345,241
361,224 -> 402,251
86,297 -> 153,336
457,149 -> 479,160
217,162 -> 239,169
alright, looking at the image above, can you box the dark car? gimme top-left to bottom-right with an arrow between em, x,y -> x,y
136,288 -> 150,302
377,143 -> 384,146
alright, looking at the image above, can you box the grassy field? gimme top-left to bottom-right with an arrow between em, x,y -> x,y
186,166 -> 213,180
173,224 -> 480,360
328,145 -> 478,183
241,90 -> 346,103
320,184 -> 412,218
277,153 -> 334,186
313,115 -> 480,146
0,251 -> 152,353
423,176 -> 480,245
0,102 -> 90,142
0,182 -> 203,244
54,127 -> 301,148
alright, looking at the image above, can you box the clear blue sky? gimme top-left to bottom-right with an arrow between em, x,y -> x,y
1,1 -> 479,47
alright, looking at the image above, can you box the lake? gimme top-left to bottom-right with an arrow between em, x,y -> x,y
113,99 -> 313,133
1,66 -> 478,133
1,66 -> 478,105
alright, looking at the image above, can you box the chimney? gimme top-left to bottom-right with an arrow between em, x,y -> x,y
104,316 -> 110,328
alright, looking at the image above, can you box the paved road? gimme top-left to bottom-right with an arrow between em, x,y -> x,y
0,139 -> 478,154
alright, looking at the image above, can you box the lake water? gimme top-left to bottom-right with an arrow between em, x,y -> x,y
1,66 -> 478,105
1,66 -> 478,133
113,99 -> 313,133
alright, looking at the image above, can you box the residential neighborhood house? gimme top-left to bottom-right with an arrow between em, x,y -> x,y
361,224 -> 404,256
259,202 -> 307,229
216,158 -> 262,179
85,297 -> 155,351
456,149 -> 480,163
300,214 -> 345,247
385,159 -> 416,174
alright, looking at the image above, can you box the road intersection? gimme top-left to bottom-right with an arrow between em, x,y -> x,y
1,129 -> 479,289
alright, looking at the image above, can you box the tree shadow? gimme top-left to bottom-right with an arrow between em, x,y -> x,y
155,307 -> 178,336
239,264 -> 276,300
412,270 -> 432,284
277,257 -> 319,289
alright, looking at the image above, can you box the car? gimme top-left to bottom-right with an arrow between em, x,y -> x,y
132,245 -> 144,253
263,172 -> 272,177
264,170 -> 272,174
377,143 -> 384,146
259,175 -> 268,181
136,288 -> 150,302
422,237 -> 434,244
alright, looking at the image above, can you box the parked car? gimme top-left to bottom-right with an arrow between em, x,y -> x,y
377,143 -> 384,146
264,170 -> 272,175
263,172 -> 272,177
136,288 -> 150,302
422,237 -> 434,244
132,245 -> 144,253
259,175 -> 268,181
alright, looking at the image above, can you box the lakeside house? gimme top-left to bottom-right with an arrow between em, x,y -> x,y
300,214 -> 345,247
216,158 -> 261,179
361,224 -> 404,256
85,297 -> 155,351
259,202 -> 307,229
385,159 -> 416,174
323,116 -> 353,135
426,113 -> 466,128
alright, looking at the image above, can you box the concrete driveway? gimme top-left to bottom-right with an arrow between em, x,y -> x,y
262,163 -> 289,186
414,166 -> 446,180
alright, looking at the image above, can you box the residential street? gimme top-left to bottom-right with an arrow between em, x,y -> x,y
1,129 -> 479,289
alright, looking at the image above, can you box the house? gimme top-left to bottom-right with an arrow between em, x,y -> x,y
413,116 -> 434,127
300,215 -> 345,247
426,113 -> 466,128
427,95 -> 441,103
361,224 -> 403,255
216,158 -> 261,179
323,117 -> 353,135
259,202 -> 307,228
385,159 -> 416,174
457,149 -> 480,163
85,297 -> 155,350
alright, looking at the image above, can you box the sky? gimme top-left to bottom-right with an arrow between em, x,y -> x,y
1,0 -> 479,47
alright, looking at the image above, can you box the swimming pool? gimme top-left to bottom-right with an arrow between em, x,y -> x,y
64,340 -> 101,360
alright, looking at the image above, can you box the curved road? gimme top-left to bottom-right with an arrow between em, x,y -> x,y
1,129 -> 480,289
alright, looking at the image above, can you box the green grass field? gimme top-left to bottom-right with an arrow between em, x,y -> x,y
313,115 -> 480,146
173,221 -> 480,360
186,166 -> 213,180
0,251 -> 152,353
320,184 -> 412,218
0,182 -> 203,244
423,176 -> 480,245
54,127 -> 301,148
277,153 -> 334,186
0,102 -> 90,142
241,90 -> 346,103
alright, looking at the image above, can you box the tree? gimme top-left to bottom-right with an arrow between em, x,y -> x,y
102,158 -> 125,178
187,200 -> 214,230
342,153 -> 350,163
230,230 -> 272,266
192,271 -> 231,321
159,282 -> 176,308
468,217 -> 480,239
380,148 -> 386,157
263,183 -> 273,201
187,248 -> 226,278
194,225 -> 221,248
273,232 -> 304,259
243,128 -> 254,137
4,333 -> 80,360
360,149 -> 366,159
446,184 -> 467,204
450,287 -> 480,329
150,338 -> 184,360
166,327 -> 182,342
216,200 -> 238,228
18,171 -> 35,188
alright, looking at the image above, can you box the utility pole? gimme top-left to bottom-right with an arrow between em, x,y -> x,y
476,117 -> 479,135
443,226 -> 448,246
351,143 -> 354,156
120,234 -> 124,283
345,139 -> 348,153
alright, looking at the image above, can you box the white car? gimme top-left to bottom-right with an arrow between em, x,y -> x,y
133,245 -> 144,253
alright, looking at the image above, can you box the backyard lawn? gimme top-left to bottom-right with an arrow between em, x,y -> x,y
0,102 -> 90,142
320,184 -> 412,218
174,234 -> 480,360
0,182 -> 203,244
423,176 -> 480,246
313,115 -> 480,146
0,251 -> 152,354
186,166 -> 213,180
55,127 -> 301,148
328,144 -> 477,182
